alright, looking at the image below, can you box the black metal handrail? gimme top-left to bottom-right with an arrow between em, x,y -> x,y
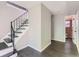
11,11 -> 28,54
7,1 -> 28,11
12,12 -> 27,22
11,12 -> 28,31
11,22 -> 17,53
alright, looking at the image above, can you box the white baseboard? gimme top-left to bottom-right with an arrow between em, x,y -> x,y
17,45 -> 28,51
28,44 -> 41,52
40,42 -> 51,52
52,39 -> 65,42
16,42 -> 51,53
28,42 -> 51,52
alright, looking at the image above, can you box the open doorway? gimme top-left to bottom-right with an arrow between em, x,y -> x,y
65,16 -> 73,42
65,15 -> 78,44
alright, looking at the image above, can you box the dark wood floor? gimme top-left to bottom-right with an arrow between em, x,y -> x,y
18,39 -> 79,57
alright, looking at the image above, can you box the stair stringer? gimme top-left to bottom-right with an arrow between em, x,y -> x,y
15,26 -> 29,51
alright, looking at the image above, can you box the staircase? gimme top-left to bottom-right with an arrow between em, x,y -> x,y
0,1 -> 28,57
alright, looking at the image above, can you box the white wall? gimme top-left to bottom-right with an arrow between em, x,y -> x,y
51,14 -> 65,42
28,4 -> 41,51
28,3 -> 51,52
0,2 -> 25,40
41,4 -> 51,50
15,29 -> 29,50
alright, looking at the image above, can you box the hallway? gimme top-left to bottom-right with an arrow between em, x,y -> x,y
18,39 -> 78,57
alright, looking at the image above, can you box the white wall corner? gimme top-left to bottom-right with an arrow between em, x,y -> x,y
28,42 -> 51,52
27,44 -> 41,52
40,42 -> 51,52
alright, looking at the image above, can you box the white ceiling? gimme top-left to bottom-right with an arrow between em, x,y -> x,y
42,1 -> 67,15
5,1 -> 79,16
66,1 -> 79,15
43,1 -> 79,15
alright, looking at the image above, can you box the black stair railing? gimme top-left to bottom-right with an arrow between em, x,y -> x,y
7,1 -> 27,11
12,12 -> 28,31
11,11 -> 28,54
11,22 -> 17,53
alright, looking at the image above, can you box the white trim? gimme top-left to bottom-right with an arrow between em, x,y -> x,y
28,42 -> 51,52
0,47 -> 13,57
17,45 -> 28,51
4,40 -> 12,47
0,33 -> 10,43
10,53 -> 17,57
76,44 -> 79,54
53,39 -> 65,42
75,42 -> 79,54
40,42 -> 51,52
28,44 -> 41,52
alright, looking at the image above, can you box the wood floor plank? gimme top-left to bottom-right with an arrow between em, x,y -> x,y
18,40 -> 79,57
